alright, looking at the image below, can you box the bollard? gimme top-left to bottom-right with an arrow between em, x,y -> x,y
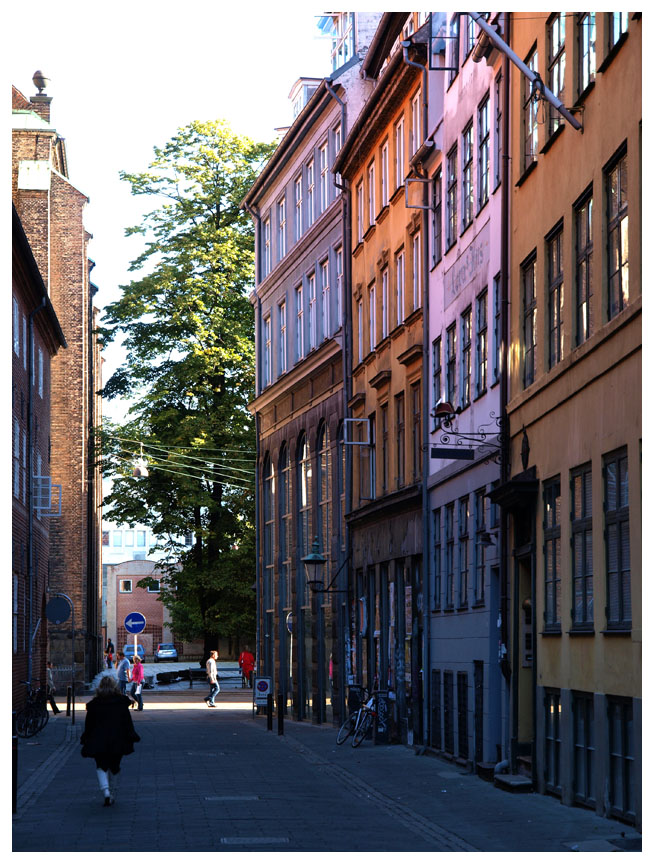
66,686 -> 72,716
189,668 -> 193,689
266,693 -> 273,731
12,711 -> 17,814
277,692 -> 284,736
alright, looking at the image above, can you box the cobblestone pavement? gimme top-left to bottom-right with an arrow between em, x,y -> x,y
12,691 -> 642,853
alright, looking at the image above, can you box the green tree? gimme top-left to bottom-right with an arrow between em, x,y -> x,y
99,120 -> 274,657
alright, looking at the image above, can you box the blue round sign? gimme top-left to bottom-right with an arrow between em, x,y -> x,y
124,611 -> 146,634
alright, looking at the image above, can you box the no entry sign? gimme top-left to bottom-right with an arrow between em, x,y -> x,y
254,676 -> 272,706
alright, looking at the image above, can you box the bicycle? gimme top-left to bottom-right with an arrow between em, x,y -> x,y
336,685 -> 367,745
16,680 -> 49,738
351,690 -> 384,748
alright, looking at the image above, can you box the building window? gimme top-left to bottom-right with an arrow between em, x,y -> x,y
395,116 -> 405,190
447,14 -> 459,86
334,123 -> 342,158
575,191 -> 593,344
445,503 -> 455,609
279,299 -> 287,374
458,497 -> 469,608
432,336 -> 442,429
461,307 -> 472,408
523,49 -> 539,171
395,392 -> 405,488
608,11 -> 628,50
357,299 -> 363,363
545,690 -> 562,794
543,477 -> 562,629
478,96 -> 490,209
320,260 -> 330,341
295,285 -> 304,361
606,147 -> 629,320
494,72 -> 502,189
457,671 -> 469,759
119,580 -> 132,593
381,404 -> 389,494
368,282 -> 376,353
318,424 -> 331,562
608,696 -> 634,820
433,509 -> 442,609
475,290 -> 487,397
22,315 -> 27,370
368,161 -> 376,227
294,175 -> 303,241
356,181 -> 364,243
410,89 -> 421,156
113,531 -> 123,548
381,141 -> 389,207
462,122 -> 473,230
147,580 -> 161,593
337,426 -> 346,551
13,297 -> 20,356
307,159 -> 315,228
395,251 -> 405,327
522,254 -> 537,388
465,13 -> 476,56
298,434 -> 311,572
432,167 -> 442,266
13,419 -> 20,499
368,412 -> 376,499
335,246 -> 343,326
412,232 -> 421,310
604,448 -> 630,628
547,225 -> 564,368
277,197 -> 286,260
137,530 -> 146,546
262,217 -> 271,278
578,13 -> 596,94
37,348 -> 44,397
548,13 -> 565,137
381,268 -> 389,339
125,531 -> 134,546
446,323 -> 457,405
411,381 -> 421,482
319,142 -> 329,213
330,12 -> 354,70
263,315 -> 271,386
280,444 -> 292,608
492,272 -> 501,384
446,145 -> 458,249
308,273 -> 317,351
102,531 -> 110,546
474,488 -> 486,604
572,692 -> 595,807
358,419 -> 370,502
571,464 -> 593,627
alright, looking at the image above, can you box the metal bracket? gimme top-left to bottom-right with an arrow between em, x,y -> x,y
404,176 -> 432,211
343,417 -> 370,446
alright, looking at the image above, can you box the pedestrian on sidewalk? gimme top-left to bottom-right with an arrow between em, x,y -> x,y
204,650 -> 220,707
106,639 -> 115,669
80,675 -> 140,807
116,651 -> 131,696
130,655 -> 145,710
46,661 -> 61,714
238,646 -> 255,688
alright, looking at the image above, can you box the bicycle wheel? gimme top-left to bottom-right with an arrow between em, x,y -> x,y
336,712 -> 356,745
352,710 -> 373,747
37,702 -> 49,732
16,707 -> 39,738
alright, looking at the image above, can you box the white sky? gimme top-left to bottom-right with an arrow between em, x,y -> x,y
7,0 -> 354,420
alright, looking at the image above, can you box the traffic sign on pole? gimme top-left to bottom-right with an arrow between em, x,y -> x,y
124,612 -> 146,634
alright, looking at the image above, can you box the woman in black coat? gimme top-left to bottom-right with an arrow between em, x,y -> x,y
81,674 -> 140,806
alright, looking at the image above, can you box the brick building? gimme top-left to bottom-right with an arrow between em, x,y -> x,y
12,206 -> 67,708
12,76 -> 103,685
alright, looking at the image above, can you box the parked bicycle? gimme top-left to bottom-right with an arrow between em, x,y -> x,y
16,680 -> 49,738
336,685 -> 384,748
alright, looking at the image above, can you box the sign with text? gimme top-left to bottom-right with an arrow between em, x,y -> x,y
254,677 -> 272,706
444,221 -> 490,310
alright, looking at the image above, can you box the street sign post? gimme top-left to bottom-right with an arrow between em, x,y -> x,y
253,677 -> 272,716
124,612 -> 146,662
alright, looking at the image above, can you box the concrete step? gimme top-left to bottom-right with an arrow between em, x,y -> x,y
494,773 -> 533,793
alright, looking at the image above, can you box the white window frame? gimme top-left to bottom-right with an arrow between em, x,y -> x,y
335,246 -> 343,326
13,297 -> 20,356
320,260 -> 330,340
294,175 -> 303,241
412,232 -> 421,310
308,273 -> 317,350
263,314 -> 272,386
368,161 -> 376,227
277,196 -> 286,260
410,89 -> 421,156
357,299 -> 363,363
113,530 -> 123,548
119,579 -> 133,593
13,419 -> 20,498
125,530 -> 134,547
381,268 -> 389,339
319,141 -> 329,212
381,141 -> 389,207
279,299 -> 287,374
263,217 -> 271,277
22,315 -> 27,370
38,347 -> 44,398
396,251 -> 405,326
295,285 -> 304,361
395,117 -> 405,189
369,282 -> 376,353
356,181 -> 364,243
307,159 -> 315,228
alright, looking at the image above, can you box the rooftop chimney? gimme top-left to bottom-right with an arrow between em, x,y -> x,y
30,70 -> 52,123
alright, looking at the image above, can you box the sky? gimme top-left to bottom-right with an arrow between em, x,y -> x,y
7,0 -> 361,420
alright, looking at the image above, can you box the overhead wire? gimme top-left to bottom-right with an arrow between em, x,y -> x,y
116,445 -> 253,479
110,434 -> 256,455
112,454 -> 253,491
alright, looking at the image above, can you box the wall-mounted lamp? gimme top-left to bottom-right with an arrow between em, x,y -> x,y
301,537 -> 327,592
478,531 -> 497,548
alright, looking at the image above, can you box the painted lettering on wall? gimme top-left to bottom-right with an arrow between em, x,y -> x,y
444,221 -> 490,309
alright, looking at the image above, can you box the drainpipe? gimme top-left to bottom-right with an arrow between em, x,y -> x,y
27,297 -> 47,689
403,41 -> 430,746
326,78 -> 350,724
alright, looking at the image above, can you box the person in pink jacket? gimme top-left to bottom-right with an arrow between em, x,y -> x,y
129,655 -> 145,711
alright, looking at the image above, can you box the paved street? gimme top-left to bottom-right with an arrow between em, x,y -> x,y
13,684 -> 641,853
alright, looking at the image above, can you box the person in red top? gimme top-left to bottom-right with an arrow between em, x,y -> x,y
238,646 -> 255,688
129,655 -> 145,710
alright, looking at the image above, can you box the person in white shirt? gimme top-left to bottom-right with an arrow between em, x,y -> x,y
204,650 -> 220,707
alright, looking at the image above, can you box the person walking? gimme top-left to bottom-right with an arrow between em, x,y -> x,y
116,651 -> 131,696
204,650 -> 220,707
80,675 -> 140,807
46,661 -> 61,714
238,646 -> 255,688
106,640 -> 115,669
130,655 -> 145,710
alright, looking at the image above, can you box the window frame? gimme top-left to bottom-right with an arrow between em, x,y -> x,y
294,175 -> 303,241
432,167 -> 442,266
571,463 -> 593,629
547,13 -> 566,138
460,306 -> 472,408
522,253 -> 537,388
606,147 -> 629,320
578,13 -> 596,95
306,159 -> 315,228
603,447 -> 631,629
478,95 -> 490,210
543,476 -> 562,630
461,122 -> 474,230
575,189 -> 594,345
475,289 -> 488,397
547,224 -> 564,369
277,196 -> 286,260
446,145 -> 458,249
279,299 -> 287,374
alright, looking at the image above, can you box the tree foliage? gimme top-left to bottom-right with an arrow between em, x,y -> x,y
99,120 -> 274,653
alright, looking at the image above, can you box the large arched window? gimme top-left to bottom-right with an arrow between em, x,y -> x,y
337,422 -> 346,552
279,443 -> 292,609
297,432 -> 312,608
318,422 -> 331,566
263,454 -> 275,612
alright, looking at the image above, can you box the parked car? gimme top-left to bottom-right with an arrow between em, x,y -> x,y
154,643 -> 178,663
124,644 -> 145,662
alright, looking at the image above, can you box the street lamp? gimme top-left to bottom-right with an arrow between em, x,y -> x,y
301,537 -> 327,592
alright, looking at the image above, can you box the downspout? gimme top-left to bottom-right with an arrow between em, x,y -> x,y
88,278 -> 99,678
500,14 -> 513,767
326,79 -> 349,724
27,297 -> 47,689
403,41 -> 430,746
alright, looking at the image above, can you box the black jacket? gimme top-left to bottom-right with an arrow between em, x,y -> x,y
80,693 -> 140,759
